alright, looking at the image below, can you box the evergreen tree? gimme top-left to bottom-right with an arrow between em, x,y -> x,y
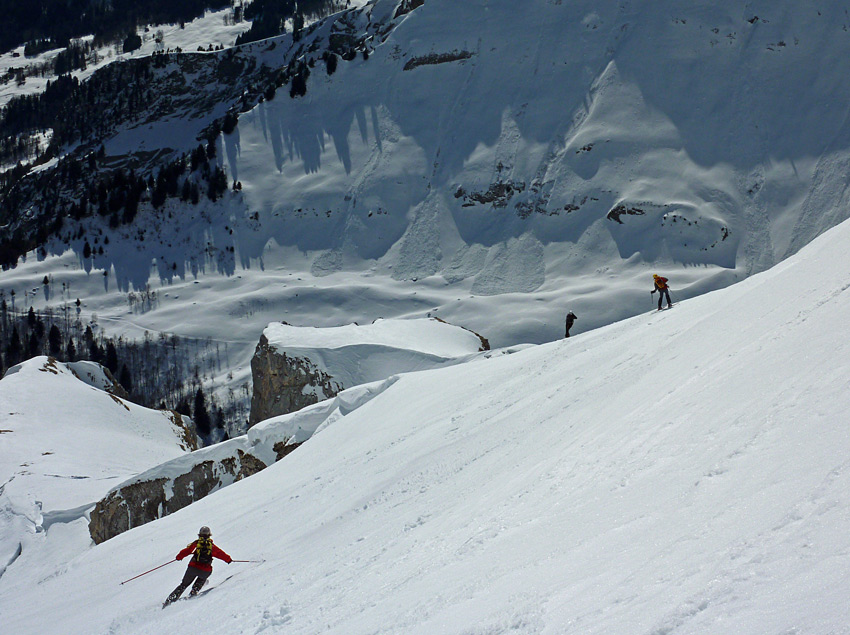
48,324 -> 62,356
290,73 -> 307,98
119,364 -> 132,392
194,387 -> 211,436
66,337 -> 76,361
28,330 -> 40,357
325,52 -> 338,75
7,327 -> 22,366
122,32 -> 143,54
88,338 -> 102,362
105,341 -> 118,373
222,112 -> 238,135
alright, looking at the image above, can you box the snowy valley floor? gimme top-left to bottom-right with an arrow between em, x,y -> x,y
2,217 -> 850,633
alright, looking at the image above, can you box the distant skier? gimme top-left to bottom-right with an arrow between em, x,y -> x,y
163,526 -> 231,607
651,274 -> 673,310
564,311 -> 578,338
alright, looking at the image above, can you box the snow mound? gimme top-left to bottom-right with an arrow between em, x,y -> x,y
0,357 -> 191,579
264,317 -> 486,358
260,317 -> 487,394
65,360 -> 123,394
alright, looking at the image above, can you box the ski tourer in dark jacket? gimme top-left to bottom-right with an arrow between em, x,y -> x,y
564,311 -> 578,338
163,526 -> 231,606
651,274 -> 672,310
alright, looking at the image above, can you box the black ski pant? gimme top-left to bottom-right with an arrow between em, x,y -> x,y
657,288 -> 671,310
167,566 -> 211,602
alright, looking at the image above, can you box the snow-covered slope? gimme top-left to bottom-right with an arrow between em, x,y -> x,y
88,374 -> 405,542
3,208 -> 849,633
0,357 -> 191,578
5,0 -> 849,430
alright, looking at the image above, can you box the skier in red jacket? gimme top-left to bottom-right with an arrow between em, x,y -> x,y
163,526 -> 232,607
651,274 -> 673,310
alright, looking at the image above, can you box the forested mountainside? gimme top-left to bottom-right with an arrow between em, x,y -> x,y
0,0 -> 231,55
0,0 -> 350,62
0,300 -> 237,439
0,0 -> 382,267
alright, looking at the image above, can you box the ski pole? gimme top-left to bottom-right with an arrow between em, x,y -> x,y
231,559 -> 264,563
120,559 -> 176,585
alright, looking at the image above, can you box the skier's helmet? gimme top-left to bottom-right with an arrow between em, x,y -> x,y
198,526 -> 211,536
653,274 -> 659,279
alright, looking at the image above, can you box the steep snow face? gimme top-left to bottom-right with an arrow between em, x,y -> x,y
227,0 -> 850,296
3,212 -> 850,632
0,358 -> 190,580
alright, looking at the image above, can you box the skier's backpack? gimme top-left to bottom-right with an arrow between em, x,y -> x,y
192,537 -> 214,565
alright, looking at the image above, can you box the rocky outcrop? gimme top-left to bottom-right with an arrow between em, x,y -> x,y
249,318 -> 489,426
403,49 -> 474,71
394,0 -> 426,19
454,181 -> 526,208
431,316 -> 490,352
606,204 -> 647,224
88,371 -> 420,543
167,411 -> 199,452
250,333 -> 343,426
89,478 -> 169,544
89,447 -> 269,544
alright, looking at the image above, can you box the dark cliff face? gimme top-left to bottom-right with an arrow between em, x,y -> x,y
88,448 -> 268,544
249,333 -> 343,426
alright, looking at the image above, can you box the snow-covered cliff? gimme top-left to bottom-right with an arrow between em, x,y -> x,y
250,317 -> 487,423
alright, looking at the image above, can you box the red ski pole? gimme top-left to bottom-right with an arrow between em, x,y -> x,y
120,559 -> 176,585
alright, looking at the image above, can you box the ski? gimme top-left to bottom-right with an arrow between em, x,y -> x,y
161,560 -> 265,608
